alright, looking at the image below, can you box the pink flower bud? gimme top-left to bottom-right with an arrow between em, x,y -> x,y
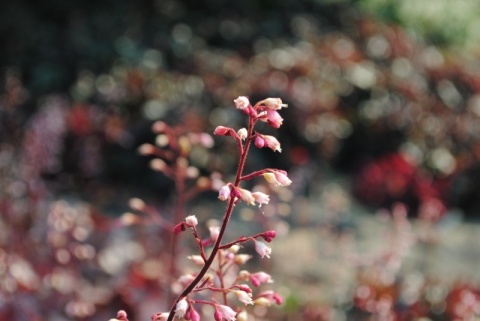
173,222 -> 186,235
234,96 -> 250,110
234,284 -> 253,293
214,126 -> 236,137
252,192 -> 270,207
185,215 -> 198,227
217,305 -> 237,321
255,134 -> 281,152
260,98 -> 287,110
218,184 -> 231,201
175,298 -> 189,318
262,135 -> 282,152
254,240 -> 272,259
190,309 -> 200,321
214,309 -> 223,321
236,187 -> 256,205
116,310 -> 129,321
263,170 -> 292,186
261,230 -> 277,242
258,110 -> 283,128
237,128 -> 248,140
233,290 -> 253,305
273,293 -> 283,305
254,135 -> 265,149
250,271 -> 273,287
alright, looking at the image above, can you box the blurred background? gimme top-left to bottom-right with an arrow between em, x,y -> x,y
1,0 -> 480,320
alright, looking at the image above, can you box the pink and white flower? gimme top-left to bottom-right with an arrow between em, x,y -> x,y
216,304 -> 237,321
250,271 -> 273,287
234,96 -> 250,110
214,126 -> 236,137
185,215 -> 198,227
233,290 -> 254,305
259,97 -> 287,110
218,184 -> 231,201
263,170 -> 292,186
235,187 -> 256,205
175,298 -> 189,318
258,110 -> 284,128
237,128 -> 248,140
254,134 -> 281,152
252,191 -> 270,207
254,240 -> 272,259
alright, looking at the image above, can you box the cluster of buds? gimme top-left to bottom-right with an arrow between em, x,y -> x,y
114,96 -> 291,321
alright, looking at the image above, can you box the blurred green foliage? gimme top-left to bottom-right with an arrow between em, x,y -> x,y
353,0 -> 480,49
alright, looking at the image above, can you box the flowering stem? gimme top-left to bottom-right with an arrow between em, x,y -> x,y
166,118 -> 256,321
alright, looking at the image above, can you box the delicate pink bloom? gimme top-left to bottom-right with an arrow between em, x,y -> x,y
218,184 -> 231,201
151,312 -> 169,321
258,290 -> 283,305
233,290 -> 253,305
234,284 -> 253,293
214,126 -> 237,138
254,240 -> 272,259
217,304 -> 237,321
250,271 -> 273,287
252,192 -> 270,207
234,254 -> 252,265
175,298 -> 189,318
235,187 -> 256,205
258,110 -> 283,128
255,134 -> 281,152
234,96 -> 250,110
210,226 -> 220,242
237,128 -> 248,140
114,310 -> 129,321
259,97 -> 287,110
185,215 -> 198,227
188,255 -> 204,265
263,170 -> 292,186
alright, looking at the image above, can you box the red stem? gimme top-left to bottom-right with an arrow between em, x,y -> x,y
166,117 -> 255,321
